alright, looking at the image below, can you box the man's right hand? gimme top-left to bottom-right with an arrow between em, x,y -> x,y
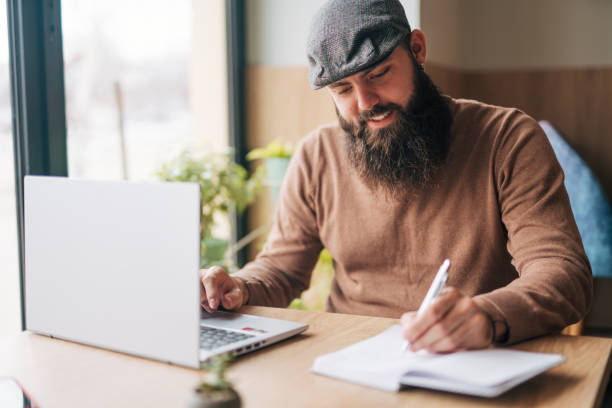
200,266 -> 249,313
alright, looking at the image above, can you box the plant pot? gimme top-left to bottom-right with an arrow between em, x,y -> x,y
187,387 -> 241,408
265,157 -> 291,205
202,237 -> 229,265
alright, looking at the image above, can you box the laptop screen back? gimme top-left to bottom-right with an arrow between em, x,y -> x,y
24,176 -> 201,367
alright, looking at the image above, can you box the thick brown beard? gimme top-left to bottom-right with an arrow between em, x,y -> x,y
338,60 -> 452,200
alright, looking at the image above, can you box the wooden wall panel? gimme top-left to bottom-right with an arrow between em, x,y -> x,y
423,64 -> 466,99
246,66 -> 336,260
426,64 -> 612,202
246,65 -> 336,151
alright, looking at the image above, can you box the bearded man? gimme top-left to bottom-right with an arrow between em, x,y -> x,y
200,0 -> 592,351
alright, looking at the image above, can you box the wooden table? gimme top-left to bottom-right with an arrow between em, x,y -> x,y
1,306 -> 611,407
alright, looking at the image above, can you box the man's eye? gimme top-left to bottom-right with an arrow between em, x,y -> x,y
371,66 -> 390,79
338,87 -> 352,95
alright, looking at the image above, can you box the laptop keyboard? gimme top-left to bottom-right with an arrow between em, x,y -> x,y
200,326 -> 255,351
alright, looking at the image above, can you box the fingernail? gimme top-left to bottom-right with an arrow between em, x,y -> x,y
209,298 -> 217,309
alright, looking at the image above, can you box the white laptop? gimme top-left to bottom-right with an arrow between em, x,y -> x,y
23,175 -> 308,368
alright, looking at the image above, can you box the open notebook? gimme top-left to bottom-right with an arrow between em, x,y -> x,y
310,325 -> 564,397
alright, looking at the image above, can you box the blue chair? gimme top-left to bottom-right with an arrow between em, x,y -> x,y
539,121 -> 612,279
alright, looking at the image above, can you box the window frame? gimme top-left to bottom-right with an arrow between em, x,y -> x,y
226,0 -> 249,267
7,0 -> 68,329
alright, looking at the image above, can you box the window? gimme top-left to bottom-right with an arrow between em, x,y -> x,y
60,0 -> 233,246
62,1 -> 195,181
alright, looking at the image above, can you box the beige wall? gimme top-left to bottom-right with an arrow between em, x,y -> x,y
191,0 -> 229,151
191,0 -> 230,238
423,0 -> 612,70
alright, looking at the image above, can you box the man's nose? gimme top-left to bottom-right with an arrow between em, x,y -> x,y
355,86 -> 379,112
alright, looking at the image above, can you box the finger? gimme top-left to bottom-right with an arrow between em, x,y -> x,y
222,286 -> 243,310
200,281 -> 215,314
201,266 -> 227,311
200,269 -> 209,305
455,311 -> 492,350
201,302 -> 216,314
411,296 -> 475,352
200,270 -> 214,313
218,275 -> 243,310
426,311 -> 489,353
400,312 -> 416,326
400,312 -> 417,341
404,287 -> 462,344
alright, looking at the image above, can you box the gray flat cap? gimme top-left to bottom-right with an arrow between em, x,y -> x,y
307,0 -> 411,90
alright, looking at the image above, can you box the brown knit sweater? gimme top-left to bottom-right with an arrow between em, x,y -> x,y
235,98 -> 593,344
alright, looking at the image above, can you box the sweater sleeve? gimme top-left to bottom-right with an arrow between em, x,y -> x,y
473,112 -> 593,344
232,135 -> 324,307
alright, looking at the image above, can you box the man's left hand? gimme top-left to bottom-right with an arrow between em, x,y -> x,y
400,287 -> 493,353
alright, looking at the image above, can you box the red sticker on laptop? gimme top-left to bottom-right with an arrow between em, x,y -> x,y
242,327 -> 267,333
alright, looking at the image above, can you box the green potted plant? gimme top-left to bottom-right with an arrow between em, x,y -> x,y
157,149 -> 264,268
188,354 -> 241,408
247,141 -> 293,205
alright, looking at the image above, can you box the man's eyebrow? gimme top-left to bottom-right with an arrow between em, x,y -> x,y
359,58 -> 391,78
359,65 -> 379,78
329,57 -> 392,88
329,81 -> 350,89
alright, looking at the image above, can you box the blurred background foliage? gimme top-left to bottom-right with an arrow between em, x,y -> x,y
157,149 -> 265,269
289,249 -> 333,311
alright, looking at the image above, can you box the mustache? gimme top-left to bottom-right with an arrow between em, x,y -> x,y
357,103 -> 403,124
347,103 -> 406,154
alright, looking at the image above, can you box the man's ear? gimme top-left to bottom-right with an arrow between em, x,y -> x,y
409,29 -> 427,65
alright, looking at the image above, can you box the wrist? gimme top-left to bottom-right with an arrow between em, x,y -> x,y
486,312 -> 509,345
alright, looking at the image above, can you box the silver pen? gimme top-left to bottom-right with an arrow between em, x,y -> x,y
402,259 -> 451,353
